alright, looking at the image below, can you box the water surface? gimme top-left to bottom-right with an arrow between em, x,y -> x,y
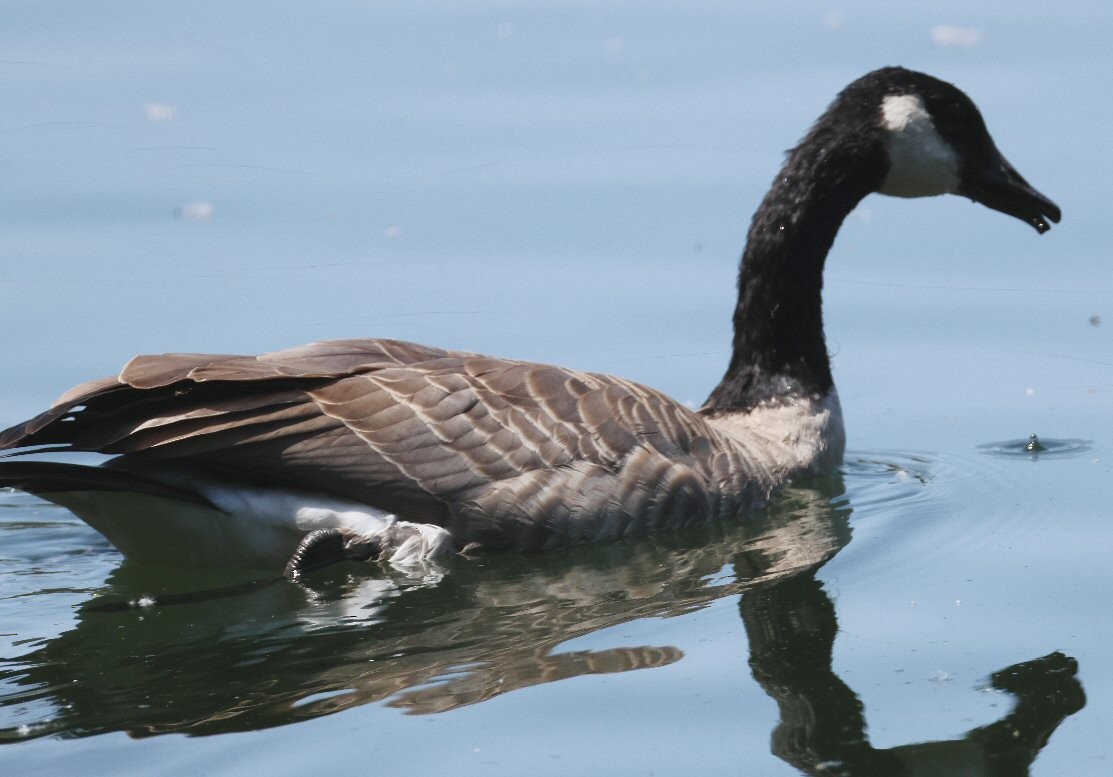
2,3 -> 1112,775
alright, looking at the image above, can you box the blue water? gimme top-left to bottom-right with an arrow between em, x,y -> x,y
3,3 -> 1112,775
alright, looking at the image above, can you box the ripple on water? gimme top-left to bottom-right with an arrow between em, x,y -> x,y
841,450 -> 936,514
978,433 -> 1092,458
833,445 -> 1053,586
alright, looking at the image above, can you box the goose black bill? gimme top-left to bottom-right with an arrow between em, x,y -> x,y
961,152 -> 1061,234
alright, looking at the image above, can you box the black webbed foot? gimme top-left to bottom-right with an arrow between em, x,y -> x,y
284,529 -> 347,580
283,529 -> 384,580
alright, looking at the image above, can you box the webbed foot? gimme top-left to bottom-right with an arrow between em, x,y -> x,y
284,529 -> 347,580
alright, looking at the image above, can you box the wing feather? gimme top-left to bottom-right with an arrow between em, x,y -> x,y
1,338 -> 735,537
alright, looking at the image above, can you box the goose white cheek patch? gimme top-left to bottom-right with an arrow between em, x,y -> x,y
878,93 -> 960,198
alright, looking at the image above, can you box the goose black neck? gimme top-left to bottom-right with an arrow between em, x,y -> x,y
703,128 -> 887,414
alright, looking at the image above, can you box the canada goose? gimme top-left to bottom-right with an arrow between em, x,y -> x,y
0,67 -> 1059,574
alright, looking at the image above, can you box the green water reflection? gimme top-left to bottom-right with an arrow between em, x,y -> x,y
0,478 -> 1082,776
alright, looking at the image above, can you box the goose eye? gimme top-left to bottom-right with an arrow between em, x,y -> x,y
925,94 -> 973,132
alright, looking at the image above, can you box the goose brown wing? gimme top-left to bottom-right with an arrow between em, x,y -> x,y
0,339 -> 453,450
0,339 -> 711,526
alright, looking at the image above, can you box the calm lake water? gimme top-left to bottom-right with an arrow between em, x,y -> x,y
3,3 -> 1112,775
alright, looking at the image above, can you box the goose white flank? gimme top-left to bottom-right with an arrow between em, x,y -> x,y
0,68 -> 1059,576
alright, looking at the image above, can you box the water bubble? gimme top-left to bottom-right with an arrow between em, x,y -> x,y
144,102 -> 177,122
174,201 -> 215,221
930,24 -> 984,49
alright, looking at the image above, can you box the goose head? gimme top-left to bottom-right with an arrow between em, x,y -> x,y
711,67 -> 1060,416
865,67 -> 1061,232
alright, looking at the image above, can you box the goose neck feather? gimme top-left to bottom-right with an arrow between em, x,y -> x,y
704,80 -> 889,415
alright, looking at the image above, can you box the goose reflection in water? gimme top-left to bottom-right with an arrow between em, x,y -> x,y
0,477 -> 1083,775
743,574 -> 1083,776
